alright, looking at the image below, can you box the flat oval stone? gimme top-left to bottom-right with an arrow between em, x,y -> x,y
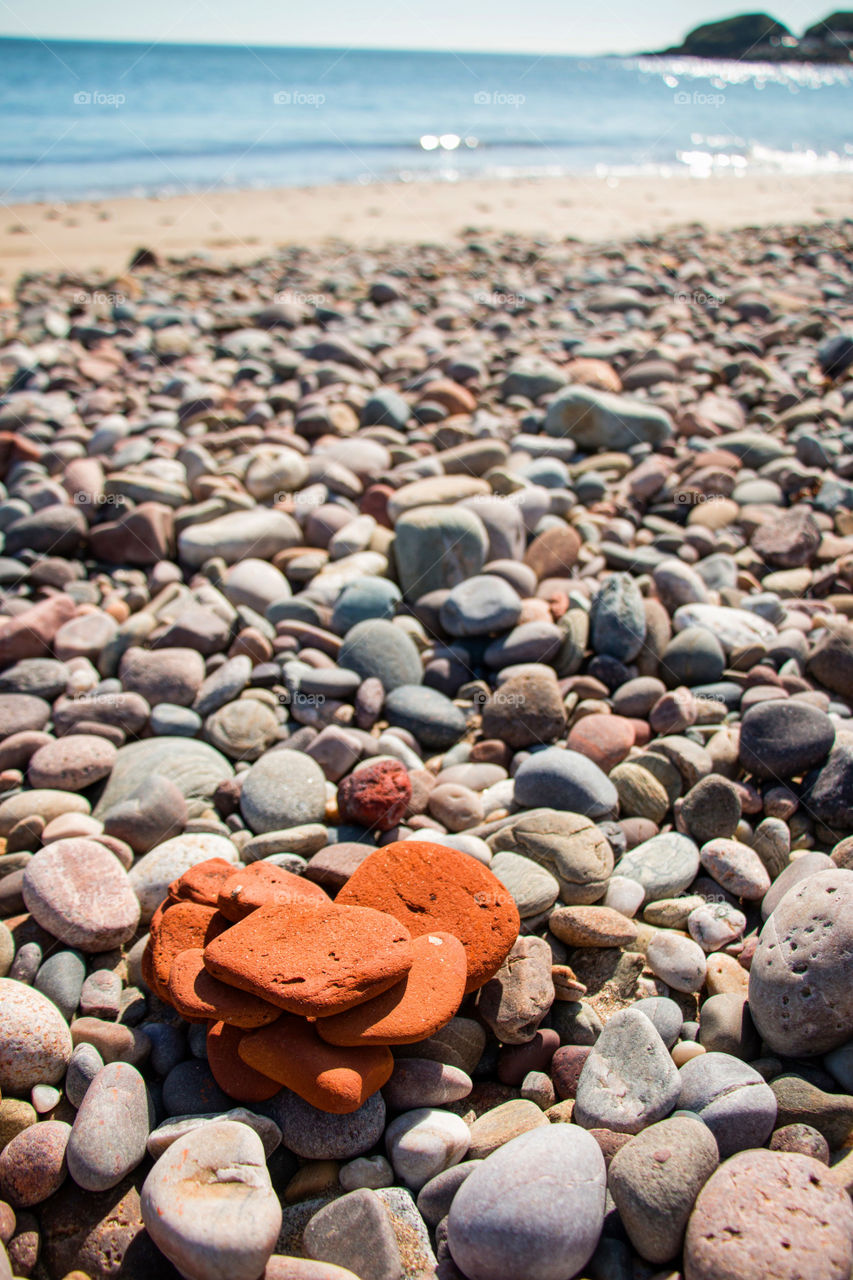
739,699 -> 835,780
338,618 -> 422,692
239,749 -> 327,834
608,1115 -> 719,1264
646,932 -> 707,993
0,978 -> 73,1091
22,839 -> 140,951
383,685 -> 467,752
0,1118 -> 70,1206
382,1059 -> 472,1110
270,1091 -> 386,1160
385,1107 -> 471,1190
749,868 -> 853,1056
616,833 -> 700,902
490,850 -> 560,917
678,1052 -> 777,1158
513,748 -> 618,820
684,1149 -> 853,1280
447,1124 -> 606,1280
487,810 -> 614,904
141,1120 -> 282,1280
66,1062 -> 150,1191
28,734 -> 117,791
575,1006 -> 680,1134
700,838 -> 771,900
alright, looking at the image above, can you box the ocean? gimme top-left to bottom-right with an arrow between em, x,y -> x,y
1,37 -> 852,203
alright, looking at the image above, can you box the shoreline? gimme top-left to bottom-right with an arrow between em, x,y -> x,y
3,170 -> 853,283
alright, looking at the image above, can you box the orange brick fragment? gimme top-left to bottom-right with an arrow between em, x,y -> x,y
167,948 -> 280,1028
216,861 -> 329,923
207,1020 -> 281,1104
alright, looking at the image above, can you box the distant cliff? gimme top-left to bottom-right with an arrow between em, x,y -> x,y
648,10 -> 853,62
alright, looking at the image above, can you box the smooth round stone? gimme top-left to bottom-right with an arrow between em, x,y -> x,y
338,1154 -> 395,1192
385,1108 -> 470,1191
688,901 -> 747,951
0,978 -> 73,1092
393,505 -> 488,601
447,1124 -> 606,1280
439,575 -> 522,637
489,810 -> 614,904
416,1160 -> 481,1227
28,734 -> 116,792
382,1059 -> 472,1111
0,693 -> 51,738
128,831 -> 239,922
33,950 -> 86,1021
700,839 -> 768,902
65,1042 -> 104,1108
383,685 -> 467,752
93,737 -> 233,821
575,1006 -> 680,1134
338,619 -> 422,692
608,1115 -> 720,1264
513,748 -> 618,820
141,1120 -> 282,1280
0,657 -> 69,699
591,573 -> 646,662
271,1091 -> 386,1160
120,645 -> 205,707
633,996 -> 684,1049
769,1123 -> 830,1163
602,875 -> 646,917
680,776 -> 742,845
567,714 -> 635,772
178,508 -> 301,567
490,851 -> 559,917
740,698 -> 836,782
66,1062 -> 150,1192
678,1052 -> 777,1158
661,627 -> 726,688
616,833 -> 700,902
22,838 -> 139,952
221,559 -> 291,614
481,671 -> 567,750
673,603 -> 777,653
331,579 -> 401,633
0,1119 -> 71,1207
484,621 -> 562,668
204,699 -> 279,761
646,932 -> 707,993
684,1149 -> 853,1280
239,749 -> 327,834
149,704 -> 203,735
194,655 -> 253,718
749,868 -> 853,1056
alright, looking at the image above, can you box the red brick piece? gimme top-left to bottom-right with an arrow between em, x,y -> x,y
336,760 -> 413,832
167,948 -> 280,1028
238,1013 -> 393,1113
206,1021 -> 281,1104
317,930 -> 467,1047
336,840 -> 520,993
148,901 -> 231,1000
170,857 -> 236,907
203,900 -> 414,1017
216,861 -> 329,923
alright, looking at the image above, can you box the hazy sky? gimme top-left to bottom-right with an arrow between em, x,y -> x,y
0,0 -> 838,54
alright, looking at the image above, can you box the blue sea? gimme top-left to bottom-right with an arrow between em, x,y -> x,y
1,38 -> 852,202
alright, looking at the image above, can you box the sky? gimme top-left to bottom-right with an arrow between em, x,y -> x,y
0,0 -> 840,55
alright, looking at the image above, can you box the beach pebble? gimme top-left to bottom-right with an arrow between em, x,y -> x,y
0,978 -> 73,1091
616,832 -> 700,901
646,931 -> 707,993
575,1006 -> 680,1134
66,1063 -> 150,1191
302,1189 -> 402,1280
22,838 -> 140,951
684,1149 -> 853,1280
0,1120 -> 71,1207
513,747 -> 618,819
384,1108 -> 470,1190
678,1052 -> 777,1157
239,748 -> 328,833
141,1120 -> 282,1280
447,1124 -> 606,1280
608,1114 -> 719,1263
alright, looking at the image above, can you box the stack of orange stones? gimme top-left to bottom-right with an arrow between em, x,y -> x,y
142,840 -> 520,1113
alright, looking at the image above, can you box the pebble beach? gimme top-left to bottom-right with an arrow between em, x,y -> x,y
0,212 -> 852,1280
